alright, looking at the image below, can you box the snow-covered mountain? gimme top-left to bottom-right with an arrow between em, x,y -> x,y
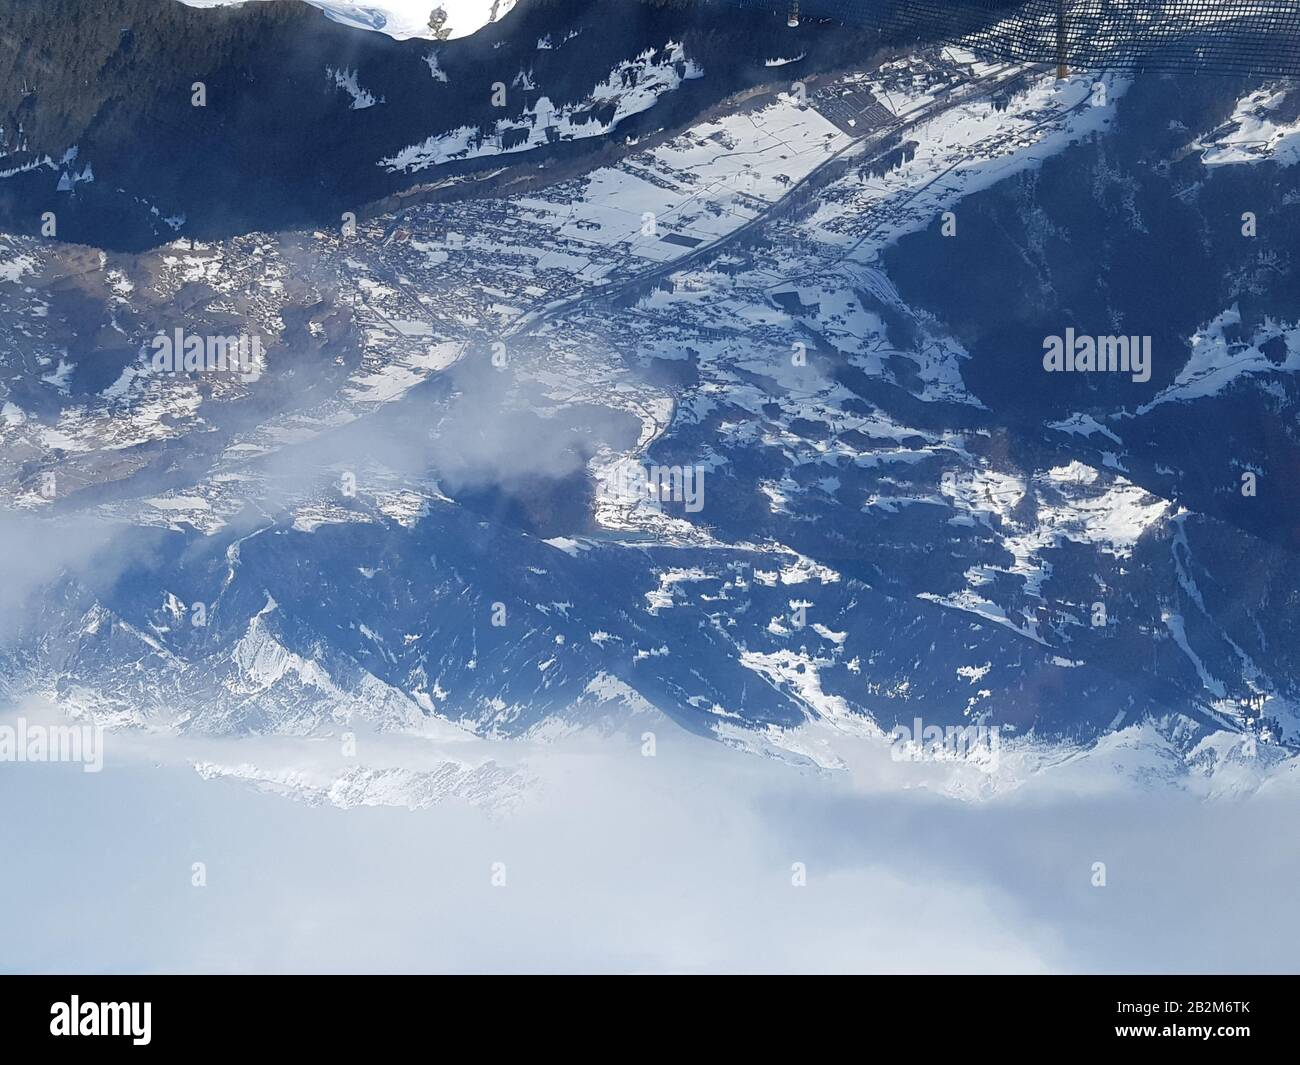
0,0 -> 887,250
12,0 -> 1300,981
2,0 -> 1298,771
178,0 -> 519,41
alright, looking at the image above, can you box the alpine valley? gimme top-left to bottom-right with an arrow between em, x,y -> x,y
3,0 -> 1300,801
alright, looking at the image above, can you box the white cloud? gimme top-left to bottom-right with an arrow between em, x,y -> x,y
2,707 -> 1296,972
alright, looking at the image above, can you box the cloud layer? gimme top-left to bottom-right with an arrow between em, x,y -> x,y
1,715 -> 1294,973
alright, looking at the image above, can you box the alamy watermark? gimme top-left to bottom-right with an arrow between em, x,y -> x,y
50,996 -> 150,1045
1042,328 -> 1151,383
0,717 -> 104,773
150,328 -> 264,381
889,717 -> 1001,767
599,459 -> 706,513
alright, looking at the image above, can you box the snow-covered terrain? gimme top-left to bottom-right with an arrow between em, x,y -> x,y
1194,84 -> 1300,166
4,43 -> 1298,759
177,0 -> 517,40
8,0 -> 1300,976
382,42 -> 706,171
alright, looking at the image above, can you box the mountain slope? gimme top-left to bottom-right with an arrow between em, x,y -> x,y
0,6 -> 1297,761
